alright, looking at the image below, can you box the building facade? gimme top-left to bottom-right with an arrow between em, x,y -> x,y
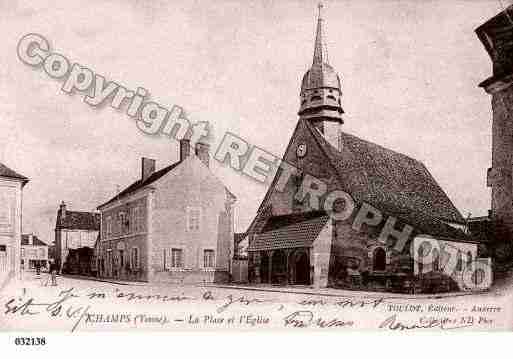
21,234 -> 48,271
475,5 -> 513,267
0,162 -> 28,287
246,5 -> 486,293
54,202 -> 100,272
96,139 -> 236,284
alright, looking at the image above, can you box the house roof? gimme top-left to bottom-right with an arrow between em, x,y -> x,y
99,161 -> 183,208
56,211 -> 100,231
248,211 -> 330,251
98,157 -> 237,209
21,235 -> 47,246
0,162 -> 29,184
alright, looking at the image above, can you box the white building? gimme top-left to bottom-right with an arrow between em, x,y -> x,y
0,162 -> 28,288
21,234 -> 49,271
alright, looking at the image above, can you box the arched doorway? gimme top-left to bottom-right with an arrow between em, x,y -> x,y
295,251 -> 310,285
271,250 -> 287,284
373,247 -> 386,271
260,252 -> 269,283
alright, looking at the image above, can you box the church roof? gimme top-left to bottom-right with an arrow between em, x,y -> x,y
248,119 -> 466,241
0,162 -> 29,184
306,120 -> 464,225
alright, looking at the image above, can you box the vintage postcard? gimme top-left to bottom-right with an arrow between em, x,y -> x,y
1,0 -> 513,341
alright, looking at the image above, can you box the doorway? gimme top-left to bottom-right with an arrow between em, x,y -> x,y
295,251 -> 310,285
260,252 -> 269,283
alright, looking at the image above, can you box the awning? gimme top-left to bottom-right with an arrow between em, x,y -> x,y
248,212 -> 330,252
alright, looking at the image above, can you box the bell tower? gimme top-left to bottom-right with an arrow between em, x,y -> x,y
299,3 -> 344,149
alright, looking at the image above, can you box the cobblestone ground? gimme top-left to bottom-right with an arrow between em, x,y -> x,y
0,273 -> 511,332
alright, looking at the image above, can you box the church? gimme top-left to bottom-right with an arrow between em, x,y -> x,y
245,4 -> 486,293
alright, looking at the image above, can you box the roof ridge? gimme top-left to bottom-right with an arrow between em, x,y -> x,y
98,160 -> 183,208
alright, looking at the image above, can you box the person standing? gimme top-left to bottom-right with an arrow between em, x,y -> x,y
44,262 -> 58,286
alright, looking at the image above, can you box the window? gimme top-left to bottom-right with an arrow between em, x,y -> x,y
132,207 -> 140,232
187,208 -> 201,231
134,206 -> 143,232
119,250 -> 124,268
131,247 -> 139,269
106,216 -> 112,237
119,212 -> 128,234
467,251 -> 473,269
203,249 -> 215,268
171,248 -> 183,268
0,245 -> 6,252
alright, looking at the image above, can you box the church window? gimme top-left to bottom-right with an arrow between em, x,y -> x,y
432,248 -> 440,272
310,96 -> 322,101
327,95 -> 336,101
456,251 -> 463,271
467,251 -> 473,269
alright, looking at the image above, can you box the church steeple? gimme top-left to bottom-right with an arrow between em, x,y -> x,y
313,3 -> 327,66
299,3 -> 344,125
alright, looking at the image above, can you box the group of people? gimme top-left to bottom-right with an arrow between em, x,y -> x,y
33,261 -> 59,286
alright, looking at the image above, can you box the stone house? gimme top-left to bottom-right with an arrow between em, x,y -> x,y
96,139 -> 236,284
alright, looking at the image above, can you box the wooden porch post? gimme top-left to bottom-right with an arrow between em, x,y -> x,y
268,250 -> 274,284
285,249 -> 290,285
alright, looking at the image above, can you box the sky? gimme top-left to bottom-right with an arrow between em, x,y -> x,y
0,0 -> 510,244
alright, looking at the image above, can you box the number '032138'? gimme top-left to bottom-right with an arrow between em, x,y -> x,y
14,337 -> 46,346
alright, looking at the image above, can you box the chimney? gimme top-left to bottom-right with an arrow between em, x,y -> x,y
180,139 -> 191,162
195,142 -> 210,168
141,157 -> 156,181
59,201 -> 67,219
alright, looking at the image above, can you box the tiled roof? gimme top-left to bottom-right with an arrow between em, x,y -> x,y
0,162 -> 28,183
56,211 -> 100,231
21,235 -> 47,246
248,119 -> 467,241
98,158 -> 237,209
248,211 -> 329,251
306,120 -> 465,225
98,161 -> 183,208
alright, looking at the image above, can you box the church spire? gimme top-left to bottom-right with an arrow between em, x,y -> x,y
298,3 -> 344,124
313,3 -> 327,65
